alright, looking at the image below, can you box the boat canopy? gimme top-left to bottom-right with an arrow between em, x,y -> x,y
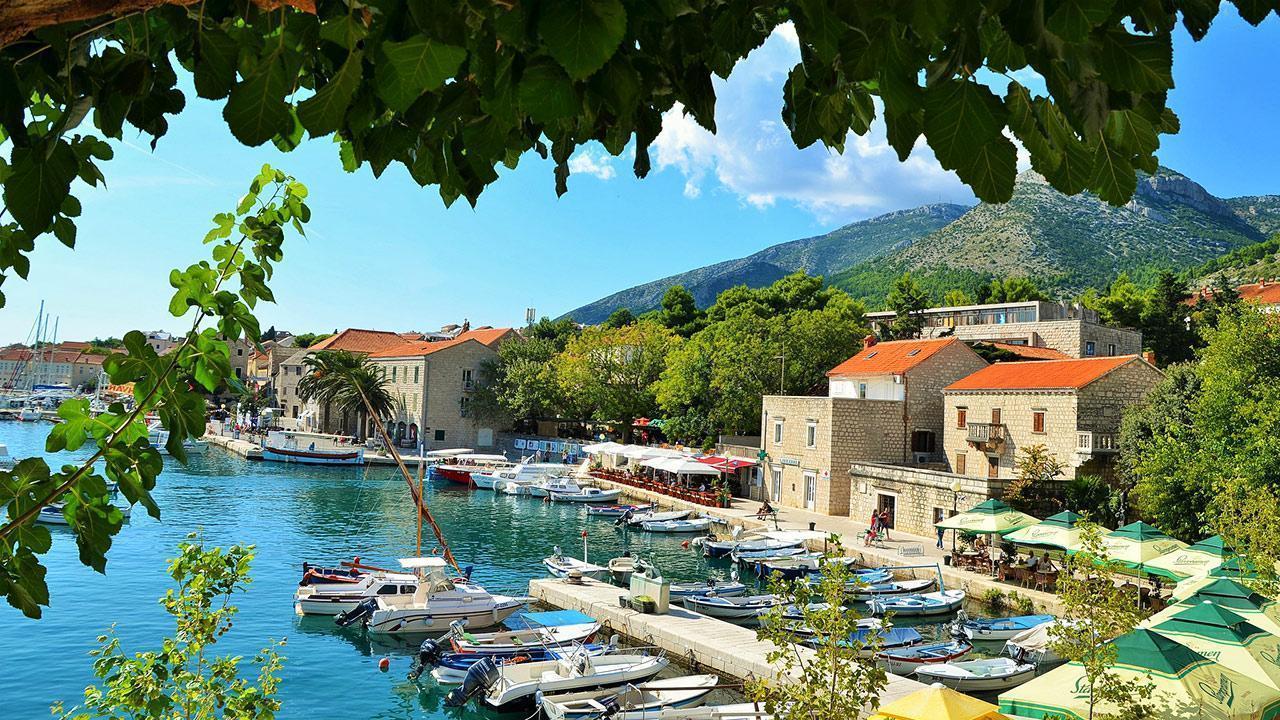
399,557 -> 449,569
454,453 -> 509,462
426,448 -> 473,457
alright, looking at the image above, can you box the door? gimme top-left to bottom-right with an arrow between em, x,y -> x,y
771,466 -> 782,502
991,408 -> 1002,425
876,494 -> 896,528
803,471 -> 817,511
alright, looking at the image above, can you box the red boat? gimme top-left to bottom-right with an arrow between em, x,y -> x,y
431,454 -> 514,486
434,465 -> 477,485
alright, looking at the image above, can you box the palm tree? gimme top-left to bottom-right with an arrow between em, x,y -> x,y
296,350 -> 458,569
296,350 -> 396,441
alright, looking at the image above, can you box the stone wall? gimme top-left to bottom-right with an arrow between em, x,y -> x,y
942,389 -> 1080,480
848,462 -> 1005,538
919,319 -> 1141,358
1076,359 -> 1163,435
423,341 -> 496,449
903,341 -> 989,457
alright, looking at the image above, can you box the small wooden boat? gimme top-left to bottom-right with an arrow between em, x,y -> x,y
262,430 -> 365,466
683,594 -> 784,621
623,509 -> 692,526
731,546 -> 809,564
607,555 -> 639,584
877,639 -> 973,675
913,657 -> 1037,692
868,589 -> 966,617
587,503 -> 655,517
444,651 -> 668,712
846,577 -> 936,600
704,536 -> 802,559
539,674 -> 719,720
428,641 -> 615,684
959,614 -> 1055,641
551,487 -> 623,503
808,626 -> 923,657
642,517 -> 714,533
668,578 -> 748,599
446,621 -> 601,654
544,552 -> 609,581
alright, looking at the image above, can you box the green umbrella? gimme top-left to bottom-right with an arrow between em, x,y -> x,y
1091,521 -> 1188,580
1005,510 -> 1083,551
998,629 -> 1280,719
1146,535 -> 1233,580
1161,578 -> 1280,637
934,499 -> 1039,536
1151,602 -> 1280,689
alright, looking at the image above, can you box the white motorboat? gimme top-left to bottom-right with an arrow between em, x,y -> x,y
846,577 -> 936,600
529,478 -> 585,498
683,594 -> 784,622
551,487 -> 622,503
1001,620 -> 1067,667
148,422 -> 208,455
18,404 -> 43,422
539,674 -> 719,720
445,648 -> 668,712
37,501 -> 132,525
334,557 -> 525,635
669,578 -> 748,599
433,454 -> 516,485
544,550 -> 610,581
913,657 -> 1037,692
607,555 -> 639,584
622,508 -> 691,526
429,641 -> 616,685
642,517 -> 714,533
293,570 -> 418,615
445,621 -> 602,654
868,589 -> 966,617
877,639 -> 973,675
959,614 -> 1056,641
611,703 -> 770,720
588,503 -> 656,517
703,536 -> 803,559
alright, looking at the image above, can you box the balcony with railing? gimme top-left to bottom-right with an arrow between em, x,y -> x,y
1077,431 -> 1118,455
965,422 -> 1006,450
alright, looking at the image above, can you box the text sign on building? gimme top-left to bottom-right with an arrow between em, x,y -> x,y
780,457 -> 801,467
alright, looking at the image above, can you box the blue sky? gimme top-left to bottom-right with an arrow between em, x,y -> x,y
4,10 -> 1279,343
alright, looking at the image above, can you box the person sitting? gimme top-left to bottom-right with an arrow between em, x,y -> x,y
1025,553 -> 1040,572
756,499 -> 775,520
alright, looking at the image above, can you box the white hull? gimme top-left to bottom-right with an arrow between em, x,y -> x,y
868,590 -> 966,617
293,572 -> 418,616
643,518 -> 714,533
541,674 -> 719,720
483,654 -> 669,711
913,657 -> 1037,692
683,594 -> 782,621
367,597 -> 524,635
451,622 -> 601,653
544,555 -> 610,580
262,445 -> 364,465
551,488 -> 622,503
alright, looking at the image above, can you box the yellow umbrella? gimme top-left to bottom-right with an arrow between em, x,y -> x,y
1092,522 -> 1188,580
998,629 -> 1280,720
871,683 -> 1008,720
1145,535 -> 1231,580
934,499 -> 1039,536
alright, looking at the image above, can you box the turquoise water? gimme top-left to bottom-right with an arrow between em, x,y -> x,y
0,422 -> 977,717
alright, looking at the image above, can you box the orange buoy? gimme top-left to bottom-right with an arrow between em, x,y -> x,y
378,657 -> 390,672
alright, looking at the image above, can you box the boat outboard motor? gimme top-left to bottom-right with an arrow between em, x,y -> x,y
417,637 -> 446,666
444,657 -> 499,708
333,598 -> 377,628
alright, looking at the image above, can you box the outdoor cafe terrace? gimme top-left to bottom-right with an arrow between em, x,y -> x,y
581,441 -> 756,508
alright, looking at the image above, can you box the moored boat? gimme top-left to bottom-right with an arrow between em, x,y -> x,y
877,639 -> 973,675
959,614 -> 1056,641
544,550 -> 610,580
868,589 -> 966,617
551,487 -> 622,503
443,621 -> 601,655
607,555 -> 640,584
37,501 -> 131,525
428,641 -> 615,684
913,656 -> 1037,692
539,674 -> 719,720
333,557 -> 525,635
730,546 -> 809,564
846,577 -> 936,600
642,517 -> 714,533
262,430 -> 364,465
432,453 -> 516,485
293,569 -> 418,615
475,462 -> 576,493
702,535 -> 803,559
444,649 -> 668,712
587,503 -> 655,517
682,593 -> 784,622
622,508 -> 692,526
669,577 -> 748,599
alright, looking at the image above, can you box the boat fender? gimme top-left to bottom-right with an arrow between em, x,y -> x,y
378,657 -> 390,672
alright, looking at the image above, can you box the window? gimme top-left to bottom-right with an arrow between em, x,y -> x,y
281,387 -> 286,397
460,396 -> 470,417
291,405 -> 298,418
296,366 -> 302,376
911,430 -> 936,453
1108,343 -> 1117,356
805,421 -> 817,448
391,366 -> 397,381
234,367 -> 242,379
237,348 -> 243,356
991,408 -> 1002,425
933,507 -> 946,525
1085,341 -> 1096,356
956,408 -> 968,428
987,455 -> 999,479
858,383 -> 868,399
414,366 -> 420,383
770,467 -> 782,502
1032,410 -> 1046,433
463,368 -> 474,382
955,452 -> 966,474
773,420 -> 783,443
434,429 -> 445,441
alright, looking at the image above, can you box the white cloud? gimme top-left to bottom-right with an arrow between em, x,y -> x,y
651,24 -> 976,223
567,147 -> 617,181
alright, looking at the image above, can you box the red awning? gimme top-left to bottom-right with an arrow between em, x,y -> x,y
696,455 -> 758,472
633,417 -> 651,426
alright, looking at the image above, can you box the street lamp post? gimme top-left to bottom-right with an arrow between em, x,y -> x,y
950,478 -> 963,554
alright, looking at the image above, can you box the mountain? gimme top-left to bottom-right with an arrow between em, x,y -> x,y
566,168 -> 1280,321
829,168 -> 1280,305
563,203 -> 968,324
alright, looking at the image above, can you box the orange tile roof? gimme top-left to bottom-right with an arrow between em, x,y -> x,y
827,338 -> 964,377
368,327 -> 513,359
945,355 -> 1140,391
307,328 -> 407,354
978,341 -> 1072,361
1238,281 -> 1280,306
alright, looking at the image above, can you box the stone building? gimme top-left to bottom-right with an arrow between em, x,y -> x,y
293,328 -> 417,434
942,355 -> 1164,485
847,462 -> 1004,539
367,327 -> 513,450
0,346 -> 105,390
758,337 -> 987,516
865,300 -> 1142,358
274,346 -> 311,422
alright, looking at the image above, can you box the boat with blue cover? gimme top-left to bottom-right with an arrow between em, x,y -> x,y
868,589 -> 966,617
877,639 -> 973,675
668,578 -> 748,599
808,625 -> 923,657
731,546 -> 810,564
428,641 -> 616,684
958,614 -> 1056,641
703,536 -> 803,559
750,555 -> 859,579
845,577 -> 936,600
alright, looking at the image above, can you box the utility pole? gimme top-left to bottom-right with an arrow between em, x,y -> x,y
773,355 -> 786,394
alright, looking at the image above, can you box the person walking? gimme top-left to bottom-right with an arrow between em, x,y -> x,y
878,509 -> 891,541
936,524 -> 946,549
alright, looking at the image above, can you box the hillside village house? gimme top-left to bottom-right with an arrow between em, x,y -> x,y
1190,279 -> 1280,313
289,328 -> 415,434
758,337 -> 987,516
368,327 -> 514,450
866,300 -> 1142,359
0,345 -> 105,390
943,355 -> 1164,484
274,346 -> 311,422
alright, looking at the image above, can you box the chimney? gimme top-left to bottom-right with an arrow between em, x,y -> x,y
863,334 -> 878,350
1143,350 -> 1157,366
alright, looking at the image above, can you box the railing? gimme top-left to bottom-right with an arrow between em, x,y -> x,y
1077,431 -> 1118,454
966,422 -> 1006,446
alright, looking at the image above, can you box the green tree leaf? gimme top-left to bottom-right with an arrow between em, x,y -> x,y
518,61 -> 579,124
1089,132 -> 1137,205
193,29 -> 240,100
375,36 -> 466,113
4,141 -> 77,236
1098,32 -> 1173,92
298,51 -> 364,137
222,58 -> 292,147
537,0 -> 627,80
1047,0 -> 1117,42
923,79 -> 1015,201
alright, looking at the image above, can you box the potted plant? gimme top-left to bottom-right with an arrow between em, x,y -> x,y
715,480 -> 732,508
630,594 -> 656,613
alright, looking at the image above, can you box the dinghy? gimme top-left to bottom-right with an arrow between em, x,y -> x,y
622,509 -> 692,526
846,577 -> 936,600
442,621 -> 602,655
958,614 -> 1055,641
587,503 -> 655,517
642,517 -> 714,533
551,487 -> 623,503
607,555 -> 639,584
683,594 -> 784,622
877,639 -> 973,675
807,626 -> 923,657
913,657 -> 1037,692
705,537 -> 803,559
868,589 -> 966,617
752,555 -> 859,579
428,641 -> 616,684
539,674 -> 719,720
444,649 -> 668,712
668,578 -> 748,599
333,557 -> 526,635
37,502 -> 131,525
544,550 -> 610,581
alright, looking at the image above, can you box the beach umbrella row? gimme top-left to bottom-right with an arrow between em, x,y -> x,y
933,499 -> 1039,536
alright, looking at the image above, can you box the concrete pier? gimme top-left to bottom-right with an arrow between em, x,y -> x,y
529,576 -> 926,714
